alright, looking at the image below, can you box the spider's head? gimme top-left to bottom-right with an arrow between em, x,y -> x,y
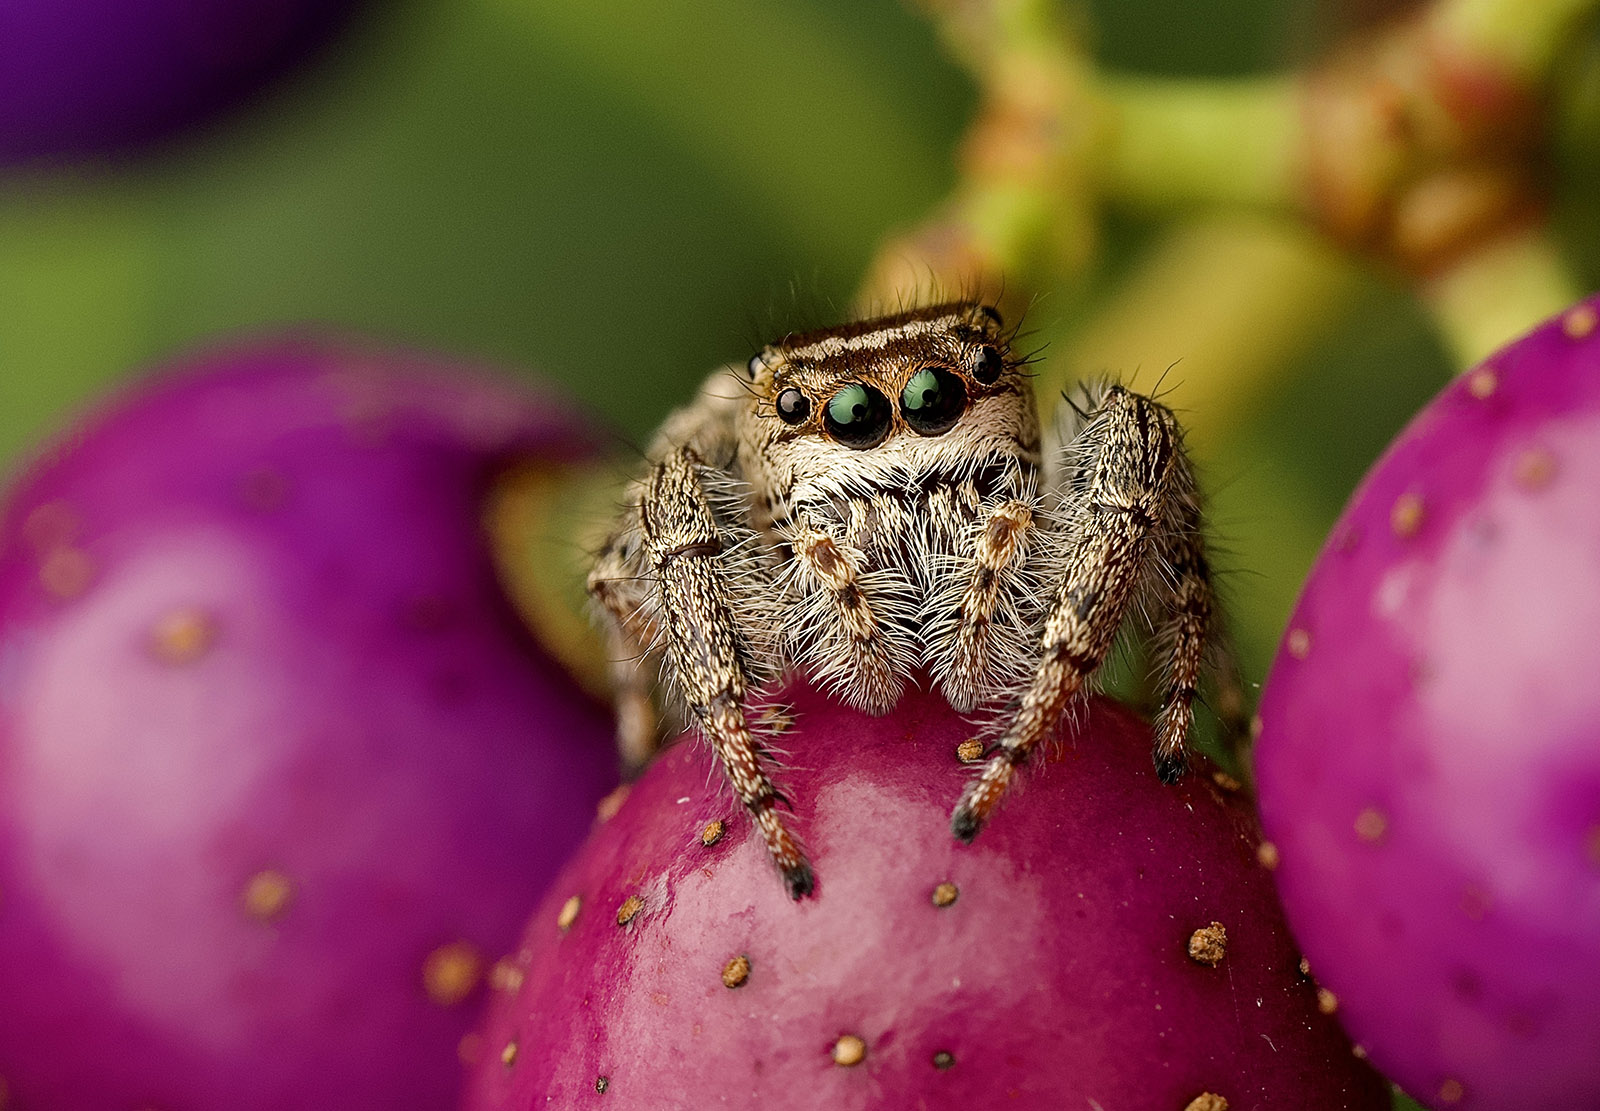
739,303 -> 1037,490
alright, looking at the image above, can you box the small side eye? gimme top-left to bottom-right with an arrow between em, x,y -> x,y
973,346 -> 1005,385
775,388 -> 811,424
745,352 -> 769,380
823,383 -> 893,449
900,368 -> 967,436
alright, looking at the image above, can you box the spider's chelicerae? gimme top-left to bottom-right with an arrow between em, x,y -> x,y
588,302 -> 1231,898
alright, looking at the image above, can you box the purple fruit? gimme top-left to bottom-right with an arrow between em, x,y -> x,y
0,337 -> 617,1109
462,685 -> 1387,1111
0,0 -> 362,164
1255,295 -> 1600,1109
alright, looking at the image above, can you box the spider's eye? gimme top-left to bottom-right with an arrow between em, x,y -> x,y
900,367 -> 967,436
822,383 -> 893,449
775,388 -> 811,424
973,345 -> 1005,385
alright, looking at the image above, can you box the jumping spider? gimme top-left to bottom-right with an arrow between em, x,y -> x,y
588,302 -> 1229,898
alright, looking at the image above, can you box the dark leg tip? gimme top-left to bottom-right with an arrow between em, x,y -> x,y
783,862 -> 816,900
1154,751 -> 1188,785
950,808 -> 983,844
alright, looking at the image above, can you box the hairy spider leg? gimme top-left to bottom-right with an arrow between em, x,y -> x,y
950,386 -> 1189,841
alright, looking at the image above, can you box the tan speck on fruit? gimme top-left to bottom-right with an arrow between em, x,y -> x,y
595,1076 -> 610,1094
557,894 -> 582,931
1513,448 -> 1557,490
1256,842 -> 1280,870
490,957 -> 526,994
150,608 -> 217,664
1466,367 -> 1498,399
932,882 -> 959,907
242,870 -> 294,921
700,819 -> 725,847
832,1034 -> 867,1067
1562,304 -> 1598,339
1187,922 -> 1227,966
1299,956 -> 1313,976
1352,1044 -> 1368,1059
1285,628 -> 1311,659
1184,1094 -> 1229,1111
616,894 -> 644,927
40,547 -> 94,599
932,1051 -> 955,1070
423,941 -> 484,1006
956,738 -> 984,764
1354,806 -> 1388,843
1439,1078 -> 1466,1103
1317,987 -> 1340,1014
500,1040 -> 519,1068
596,784 -> 631,822
721,954 -> 751,988
1211,771 -> 1242,792
1391,492 -> 1425,538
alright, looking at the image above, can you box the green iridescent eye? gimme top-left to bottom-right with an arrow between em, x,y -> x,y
822,383 -> 892,449
900,367 -> 967,436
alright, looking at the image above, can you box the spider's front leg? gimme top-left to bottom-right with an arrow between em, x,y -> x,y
635,449 -> 813,897
951,385 -> 1208,842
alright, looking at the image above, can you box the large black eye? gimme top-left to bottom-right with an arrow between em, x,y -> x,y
775,388 -> 811,424
973,345 -> 1005,385
900,367 -> 967,436
822,383 -> 893,448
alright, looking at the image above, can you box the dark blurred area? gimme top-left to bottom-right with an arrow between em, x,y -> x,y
0,0 -> 1590,690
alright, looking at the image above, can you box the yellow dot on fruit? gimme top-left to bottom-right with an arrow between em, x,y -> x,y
1299,956 -> 1313,977
616,894 -> 644,927
423,940 -> 485,1006
1187,922 -> 1227,966
931,881 -> 959,907
1317,988 -> 1339,1014
1354,807 -> 1388,843
1439,1078 -> 1466,1103
700,819 -> 725,847
150,608 -> 217,664
1352,1044 -> 1368,1059
932,1050 -> 955,1070
721,954 -> 751,988
596,784 -> 631,822
1513,448 -> 1557,490
956,738 -> 984,764
1391,492 -> 1425,538
40,547 -> 94,599
490,958 -> 525,994
1285,628 -> 1311,659
242,870 -> 295,921
1466,367 -> 1498,399
557,894 -> 582,931
832,1034 -> 867,1067
1211,770 -> 1242,792
1562,304 -> 1597,339
1184,1094 -> 1229,1111
1256,842 -> 1281,870
500,1041 -> 519,1068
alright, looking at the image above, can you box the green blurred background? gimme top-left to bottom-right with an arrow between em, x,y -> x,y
0,0 -> 1591,711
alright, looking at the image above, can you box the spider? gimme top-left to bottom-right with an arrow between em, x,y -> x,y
588,302 -> 1231,898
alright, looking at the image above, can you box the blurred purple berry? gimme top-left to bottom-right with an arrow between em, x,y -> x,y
0,336 -> 618,1108
1256,294 -> 1600,1109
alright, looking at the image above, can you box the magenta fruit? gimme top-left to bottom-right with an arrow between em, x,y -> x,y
0,336 -> 617,1109
463,685 -> 1387,1111
1256,294 -> 1600,1110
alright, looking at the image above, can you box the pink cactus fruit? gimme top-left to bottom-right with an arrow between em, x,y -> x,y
462,685 -> 1388,1111
1255,294 -> 1600,1110
0,337 -> 618,1109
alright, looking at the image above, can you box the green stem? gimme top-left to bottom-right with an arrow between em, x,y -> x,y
1431,0 -> 1600,86
1420,223 -> 1584,369
1096,76 -> 1304,212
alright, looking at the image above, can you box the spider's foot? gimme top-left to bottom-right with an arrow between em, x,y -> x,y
1154,749 -> 1188,785
950,806 -> 984,844
782,860 -> 816,900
